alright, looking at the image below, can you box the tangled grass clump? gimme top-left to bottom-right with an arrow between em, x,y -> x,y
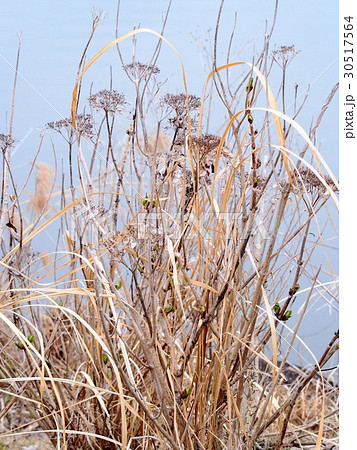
0,6 -> 338,450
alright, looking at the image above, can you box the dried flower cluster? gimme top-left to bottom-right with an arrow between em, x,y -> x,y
294,167 -> 338,194
192,134 -> 221,155
125,62 -> 160,79
193,134 -> 220,179
47,114 -> 95,138
162,93 -> 201,132
191,134 -> 233,183
88,89 -> 126,116
272,45 -> 300,66
0,133 -> 15,151
162,93 -> 201,113
280,167 -> 338,196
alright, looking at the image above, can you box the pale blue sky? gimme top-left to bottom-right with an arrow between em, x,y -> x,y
0,0 -> 338,169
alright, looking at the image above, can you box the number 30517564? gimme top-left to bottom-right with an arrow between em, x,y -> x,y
344,16 -> 354,78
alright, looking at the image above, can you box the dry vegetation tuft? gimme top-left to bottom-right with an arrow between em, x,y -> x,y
0,2 -> 338,449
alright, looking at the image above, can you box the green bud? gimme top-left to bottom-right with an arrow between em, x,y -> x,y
115,280 -> 123,290
27,335 -> 35,343
164,304 -> 174,313
182,386 -> 191,398
102,353 -> 109,364
14,341 -> 24,350
247,114 -> 254,124
273,303 -> 281,315
8,362 -> 15,371
246,77 -> 254,93
200,305 -> 207,314
289,283 -> 300,296
282,310 -> 293,321
142,196 -> 149,208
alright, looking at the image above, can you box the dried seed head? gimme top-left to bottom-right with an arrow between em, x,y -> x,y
125,62 -> 160,79
279,167 -> 338,196
272,45 -> 300,67
162,93 -> 201,114
88,89 -> 126,115
192,134 -> 221,155
293,167 -> 338,195
162,93 -> 201,139
47,114 -> 94,138
192,134 -> 232,181
0,134 -> 15,151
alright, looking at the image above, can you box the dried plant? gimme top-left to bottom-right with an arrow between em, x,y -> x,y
47,113 -> 94,138
162,93 -> 201,129
291,166 -> 339,195
272,45 -> 300,68
0,133 -> 15,151
125,61 -> 160,79
0,5 -> 339,450
88,89 -> 126,115
29,163 -> 55,216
